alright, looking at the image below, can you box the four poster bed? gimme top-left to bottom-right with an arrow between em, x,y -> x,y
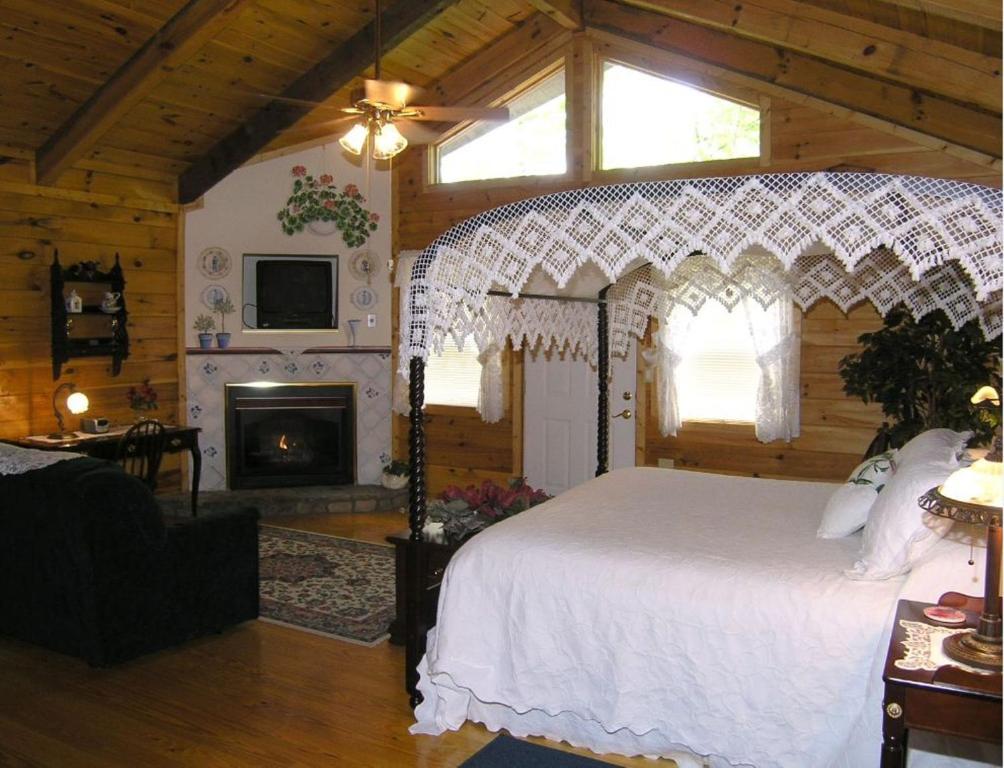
397,173 -> 1002,768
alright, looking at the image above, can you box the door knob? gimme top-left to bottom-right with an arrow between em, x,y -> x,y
613,409 -> 632,420
622,391 -> 633,401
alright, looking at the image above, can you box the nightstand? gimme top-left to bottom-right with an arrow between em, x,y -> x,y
385,529 -> 463,646
881,597 -> 1002,768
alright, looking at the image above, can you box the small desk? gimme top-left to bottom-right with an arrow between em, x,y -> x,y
8,425 -> 202,515
881,598 -> 1002,767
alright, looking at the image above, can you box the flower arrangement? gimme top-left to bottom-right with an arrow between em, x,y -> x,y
128,378 -> 158,412
276,166 -> 379,247
427,478 -> 551,541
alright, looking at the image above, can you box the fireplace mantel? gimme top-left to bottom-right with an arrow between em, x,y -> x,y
187,346 -> 391,356
186,350 -> 391,491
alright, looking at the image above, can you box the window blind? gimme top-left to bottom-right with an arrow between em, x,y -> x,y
676,303 -> 759,423
425,337 -> 482,408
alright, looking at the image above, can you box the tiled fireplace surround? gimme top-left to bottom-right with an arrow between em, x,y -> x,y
186,349 -> 392,491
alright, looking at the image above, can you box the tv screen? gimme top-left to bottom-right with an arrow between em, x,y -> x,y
256,259 -> 334,329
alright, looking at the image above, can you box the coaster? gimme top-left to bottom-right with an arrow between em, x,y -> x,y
923,605 -> 967,625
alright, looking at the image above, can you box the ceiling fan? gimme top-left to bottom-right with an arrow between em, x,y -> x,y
279,0 -> 510,159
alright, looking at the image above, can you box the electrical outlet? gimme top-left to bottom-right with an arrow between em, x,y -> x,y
657,458 -> 675,469
366,313 -> 377,328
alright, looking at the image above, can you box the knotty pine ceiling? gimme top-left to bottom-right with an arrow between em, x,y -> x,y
0,0 -> 999,194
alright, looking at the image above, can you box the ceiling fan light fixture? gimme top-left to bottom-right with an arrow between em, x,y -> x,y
339,121 -> 369,155
371,121 -> 408,160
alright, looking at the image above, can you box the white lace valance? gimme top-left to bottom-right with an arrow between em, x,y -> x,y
400,172 -> 1002,376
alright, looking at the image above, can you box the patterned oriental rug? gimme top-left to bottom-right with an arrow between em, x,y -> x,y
258,526 -> 396,646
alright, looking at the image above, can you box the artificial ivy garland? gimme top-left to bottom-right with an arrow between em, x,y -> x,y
276,165 -> 380,247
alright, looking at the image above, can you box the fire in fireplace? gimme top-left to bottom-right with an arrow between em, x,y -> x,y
225,382 -> 355,489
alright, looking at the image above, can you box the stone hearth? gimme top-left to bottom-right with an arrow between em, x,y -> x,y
160,484 -> 407,518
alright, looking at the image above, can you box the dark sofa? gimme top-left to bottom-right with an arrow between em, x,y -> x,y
0,456 -> 259,665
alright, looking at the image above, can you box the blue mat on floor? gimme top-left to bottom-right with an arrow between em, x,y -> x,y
460,735 -> 616,767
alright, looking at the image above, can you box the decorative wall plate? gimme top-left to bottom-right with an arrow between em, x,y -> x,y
198,247 -> 231,278
349,250 -> 379,283
350,286 -> 378,311
201,284 -> 230,310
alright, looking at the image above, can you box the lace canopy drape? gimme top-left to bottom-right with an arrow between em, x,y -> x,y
398,172 -> 1002,437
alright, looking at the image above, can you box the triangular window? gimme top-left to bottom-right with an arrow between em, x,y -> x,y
437,67 -> 566,184
600,61 -> 759,170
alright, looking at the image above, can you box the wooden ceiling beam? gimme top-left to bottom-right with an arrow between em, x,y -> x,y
609,0 -> 1001,113
585,0 -> 1001,160
874,0 -> 1002,32
525,0 -> 583,29
35,0 -> 251,187
178,0 -> 461,204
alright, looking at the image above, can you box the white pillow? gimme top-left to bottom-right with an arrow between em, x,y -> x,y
817,450 -> 897,538
846,430 -> 970,580
896,428 -> 972,468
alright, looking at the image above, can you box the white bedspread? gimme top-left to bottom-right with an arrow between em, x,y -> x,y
411,467 -> 998,768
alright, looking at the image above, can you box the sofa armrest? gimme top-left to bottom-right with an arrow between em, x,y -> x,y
165,508 -> 260,636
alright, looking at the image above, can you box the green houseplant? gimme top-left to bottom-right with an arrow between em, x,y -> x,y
381,459 -> 409,490
839,305 -> 1001,449
213,297 -> 236,349
193,313 -> 215,349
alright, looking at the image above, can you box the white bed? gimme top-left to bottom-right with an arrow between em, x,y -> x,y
411,467 -> 999,768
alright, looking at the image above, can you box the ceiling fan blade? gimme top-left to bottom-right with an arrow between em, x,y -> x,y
395,120 -> 445,146
410,105 -> 510,122
364,78 -> 422,109
278,115 -> 358,135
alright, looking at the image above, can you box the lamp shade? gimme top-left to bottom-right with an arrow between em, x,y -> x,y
339,122 -> 369,155
372,122 -> 408,160
940,459 -> 1003,510
66,391 -> 89,415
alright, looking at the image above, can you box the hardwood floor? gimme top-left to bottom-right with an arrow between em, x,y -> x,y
0,510 -> 673,767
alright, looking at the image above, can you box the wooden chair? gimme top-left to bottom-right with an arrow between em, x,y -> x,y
116,419 -> 166,491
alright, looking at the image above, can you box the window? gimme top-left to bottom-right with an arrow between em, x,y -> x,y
425,337 -> 482,407
437,67 -> 566,184
600,61 -> 759,171
676,303 -> 759,423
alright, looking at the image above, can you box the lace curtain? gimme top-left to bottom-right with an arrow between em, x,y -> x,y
743,298 -> 800,443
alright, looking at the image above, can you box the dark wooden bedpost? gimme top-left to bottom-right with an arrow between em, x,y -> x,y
596,286 -> 610,476
406,355 -> 427,706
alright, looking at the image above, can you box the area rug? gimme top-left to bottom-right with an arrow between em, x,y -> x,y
461,735 -> 617,767
258,526 -> 395,646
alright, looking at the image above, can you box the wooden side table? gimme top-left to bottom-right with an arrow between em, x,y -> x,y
881,598 -> 1002,767
385,529 -> 462,647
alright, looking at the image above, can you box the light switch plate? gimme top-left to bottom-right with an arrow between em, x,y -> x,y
366,313 -> 377,328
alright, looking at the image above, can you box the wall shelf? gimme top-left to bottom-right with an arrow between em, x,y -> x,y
51,251 -> 130,380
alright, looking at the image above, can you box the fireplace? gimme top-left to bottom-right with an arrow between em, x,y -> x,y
225,382 -> 355,489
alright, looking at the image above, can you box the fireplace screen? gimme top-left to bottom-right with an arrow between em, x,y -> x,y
225,383 -> 354,489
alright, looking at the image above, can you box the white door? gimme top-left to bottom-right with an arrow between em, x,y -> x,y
524,349 -> 636,496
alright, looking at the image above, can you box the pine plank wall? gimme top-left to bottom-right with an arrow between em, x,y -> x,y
393,29 -> 1002,493
0,155 -> 184,488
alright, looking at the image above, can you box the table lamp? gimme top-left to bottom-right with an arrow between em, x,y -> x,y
48,382 -> 89,440
918,386 -> 1002,671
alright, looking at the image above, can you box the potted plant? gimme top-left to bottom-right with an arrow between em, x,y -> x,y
839,305 -> 1001,450
381,459 -> 410,490
193,313 -> 215,349
426,478 -> 551,542
212,297 -> 236,349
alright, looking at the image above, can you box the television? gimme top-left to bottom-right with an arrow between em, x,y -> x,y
244,255 -> 338,330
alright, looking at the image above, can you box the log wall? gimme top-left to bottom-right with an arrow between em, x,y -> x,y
393,29 -> 1001,492
0,157 -> 184,487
